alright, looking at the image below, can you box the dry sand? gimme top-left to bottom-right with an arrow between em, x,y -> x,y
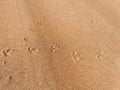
0,0 -> 120,90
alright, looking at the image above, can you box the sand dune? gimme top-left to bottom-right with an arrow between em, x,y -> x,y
0,0 -> 120,90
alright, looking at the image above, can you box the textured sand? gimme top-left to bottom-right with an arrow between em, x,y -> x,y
0,0 -> 120,90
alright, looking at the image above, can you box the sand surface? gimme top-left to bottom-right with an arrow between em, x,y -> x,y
0,0 -> 120,90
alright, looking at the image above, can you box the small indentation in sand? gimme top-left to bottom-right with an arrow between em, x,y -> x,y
1,60 -> 7,66
9,76 -> 12,81
91,19 -> 98,24
43,16 -> 46,18
71,51 -> 83,63
1,49 -> 15,56
28,47 -> 39,55
23,38 -> 28,41
3,60 -> 7,64
37,21 -> 42,26
50,44 -> 59,53
30,28 -> 34,32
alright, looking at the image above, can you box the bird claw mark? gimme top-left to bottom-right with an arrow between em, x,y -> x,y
71,51 -> 83,63
97,50 -> 107,60
50,44 -> 59,53
1,49 -> 15,56
28,47 -> 39,55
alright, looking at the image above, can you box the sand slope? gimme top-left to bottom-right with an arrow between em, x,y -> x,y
0,0 -> 120,90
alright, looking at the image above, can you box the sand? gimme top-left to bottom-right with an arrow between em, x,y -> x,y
0,0 -> 120,90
